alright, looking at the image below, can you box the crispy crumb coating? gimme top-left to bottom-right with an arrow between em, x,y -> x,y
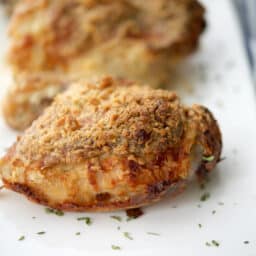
8,0 -> 206,87
0,77 -> 222,212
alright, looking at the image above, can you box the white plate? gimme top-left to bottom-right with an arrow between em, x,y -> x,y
1,0 -> 256,255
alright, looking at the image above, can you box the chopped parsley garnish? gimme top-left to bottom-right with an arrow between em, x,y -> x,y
75,232 -> 81,236
218,157 -> 226,163
18,235 -> 25,241
200,183 -> 206,190
202,155 -> 215,162
200,192 -> 210,202
77,217 -> 92,225
32,216 -> 36,219
198,224 -> 202,228
45,208 -> 64,216
123,232 -> 133,240
197,204 -> 202,208
117,226 -> 121,230
212,240 -> 220,247
212,210 -> 216,214
218,202 -> 224,206
110,216 -> 122,222
147,232 -> 160,236
37,231 -> 46,235
127,216 -> 135,221
205,240 -> 220,247
111,245 -> 121,250
244,241 -> 249,244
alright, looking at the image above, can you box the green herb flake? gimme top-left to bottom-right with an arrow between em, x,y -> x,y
212,240 -> 220,247
198,224 -> 202,228
212,210 -> 216,215
200,183 -> 206,190
111,245 -> 121,250
197,204 -> 202,208
37,231 -> 46,235
77,217 -> 92,225
32,216 -> 36,219
45,208 -> 64,216
45,208 -> 54,214
205,242 -> 211,247
110,216 -> 122,222
75,232 -> 81,236
202,155 -> 215,162
200,192 -> 210,202
123,232 -> 133,240
117,226 -> 121,230
18,235 -> 25,241
244,241 -> 249,244
218,202 -> 224,206
55,210 -> 64,216
147,232 -> 160,236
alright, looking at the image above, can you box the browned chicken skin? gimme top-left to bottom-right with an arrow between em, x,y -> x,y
0,77 -> 222,212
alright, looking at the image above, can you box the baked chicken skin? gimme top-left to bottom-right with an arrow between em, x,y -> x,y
8,0 -> 206,87
0,77 -> 222,212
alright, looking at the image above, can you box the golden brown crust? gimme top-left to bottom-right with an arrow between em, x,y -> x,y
8,0 -> 206,87
0,77 -> 222,212
2,179 -> 187,212
186,105 -> 222,180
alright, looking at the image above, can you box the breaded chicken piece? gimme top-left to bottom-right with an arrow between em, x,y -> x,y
0,77 -> 222,212
8,0 -> 205,87
0,0 -> 19,15
3,73 -> 70,130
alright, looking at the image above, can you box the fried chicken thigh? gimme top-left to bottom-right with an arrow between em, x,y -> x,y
8,0 -> 205,87
0,77 -> 222,212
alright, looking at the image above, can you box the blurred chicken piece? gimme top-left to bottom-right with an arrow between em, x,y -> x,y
0,77 -> 222,212
0,0 -> 18,15
8,0 -> 205,87
3,73 -> 70,130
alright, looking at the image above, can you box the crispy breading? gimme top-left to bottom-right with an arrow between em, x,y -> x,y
8,0 -> 205,86
0,77 -> 222,211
